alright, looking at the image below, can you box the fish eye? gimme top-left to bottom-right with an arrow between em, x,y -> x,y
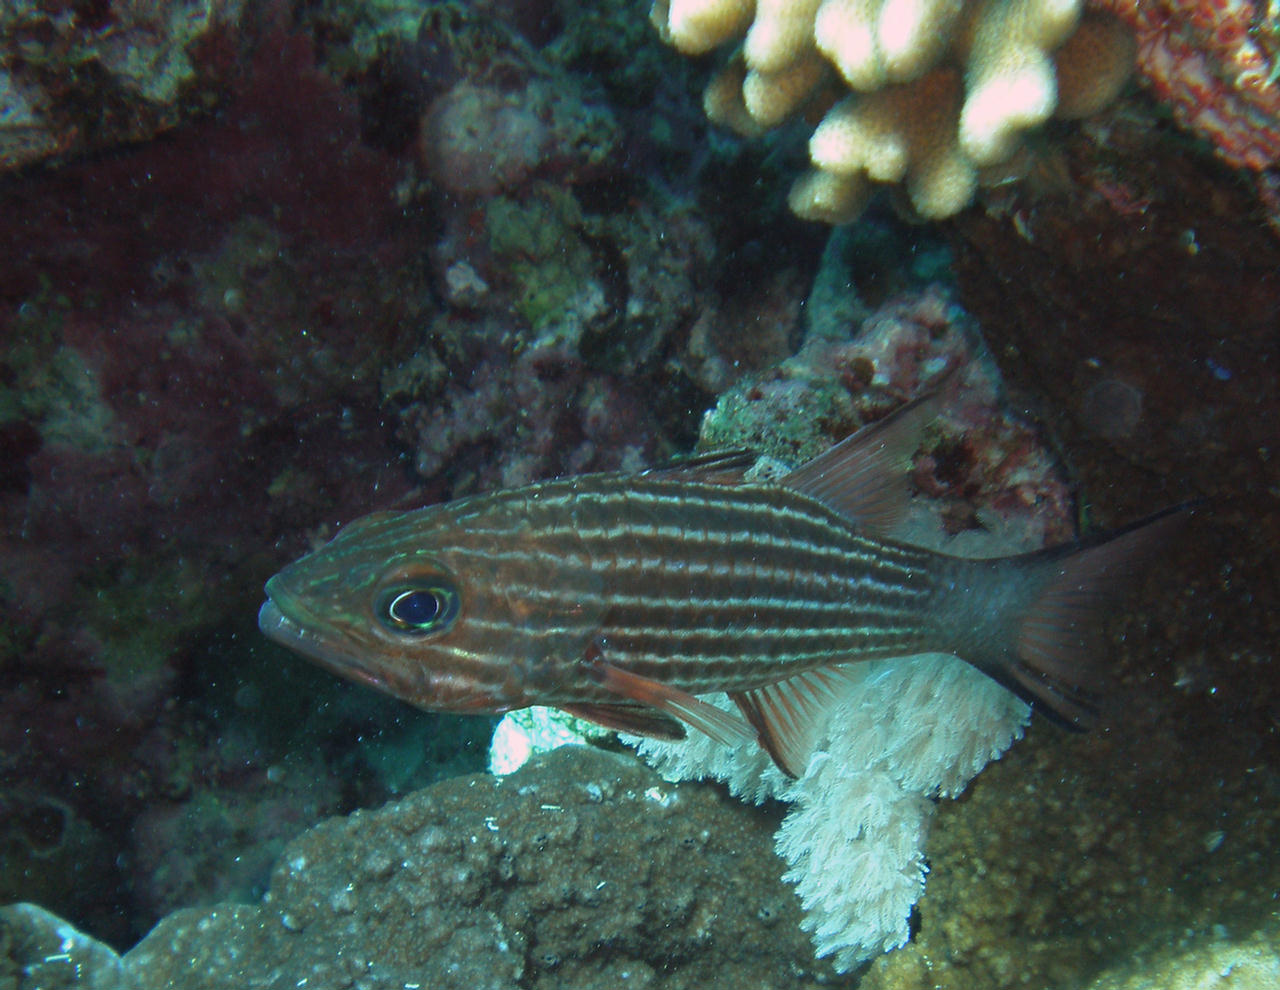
376,581 -> 460,636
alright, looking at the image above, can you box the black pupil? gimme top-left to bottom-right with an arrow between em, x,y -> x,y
391,589 -> 440,626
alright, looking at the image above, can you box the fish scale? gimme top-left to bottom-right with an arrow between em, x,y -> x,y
438,476 -> 940,692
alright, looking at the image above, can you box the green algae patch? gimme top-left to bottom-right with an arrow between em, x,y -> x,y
700,368 -> 859,466
485,188 -> 601,340
0,293 -> 118,455
81,556 -> 220,689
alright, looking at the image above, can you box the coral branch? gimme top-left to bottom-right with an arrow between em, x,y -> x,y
652,0 -> 1136,222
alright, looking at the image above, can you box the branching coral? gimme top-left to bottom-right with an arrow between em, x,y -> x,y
652,0 -> 1136,222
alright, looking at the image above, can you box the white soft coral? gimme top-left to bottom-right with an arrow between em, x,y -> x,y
633,654 -> 1028,969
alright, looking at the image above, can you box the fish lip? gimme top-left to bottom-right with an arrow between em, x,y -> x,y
256,598 -> 302,648
258,590 -> 389,692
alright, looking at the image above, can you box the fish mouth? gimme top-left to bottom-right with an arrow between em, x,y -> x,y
256,598 -> 310,651
258,588 -> 389,693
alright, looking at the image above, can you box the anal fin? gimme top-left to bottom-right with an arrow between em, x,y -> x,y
730,666 -> 860,778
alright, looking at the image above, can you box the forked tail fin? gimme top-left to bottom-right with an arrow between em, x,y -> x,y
949,502 -> 1201,728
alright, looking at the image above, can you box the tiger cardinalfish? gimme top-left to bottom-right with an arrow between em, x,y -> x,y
259,391 -> 1190,778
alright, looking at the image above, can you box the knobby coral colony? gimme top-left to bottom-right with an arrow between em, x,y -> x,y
651,0 -> 1137,222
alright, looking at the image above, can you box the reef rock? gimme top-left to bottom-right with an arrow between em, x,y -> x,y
0,902 -> 124,990
2,747 -> 853,990
0,0 -> 246,172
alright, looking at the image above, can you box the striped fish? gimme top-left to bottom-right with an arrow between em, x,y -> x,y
259,393 -> 1189,777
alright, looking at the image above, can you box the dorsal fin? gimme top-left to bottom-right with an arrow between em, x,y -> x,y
729,666 -> 862,778
643,449 -> 759,485
781,386 -> 945,534
331,511 -> 400,544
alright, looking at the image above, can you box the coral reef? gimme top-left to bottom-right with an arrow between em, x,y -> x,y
412,18 -> 621,198
0,0 -> 816,948
946,87 -> 1280,723
1083,920 -> 1280,990
0,24 -> 436,946
0,902 -> 124,990
0,791 -> 117,937
824,97 -> 1280,990
636,659 -> 1029,969
1087,1 -> 1280,233
698,241 -> 1075,544
1,0 -> 1277,985
489,706 -> 616,775
384,317 -> 666,493
381,183 -> 722,494
851,708 -> 1280,989
652,0 -> 1136,221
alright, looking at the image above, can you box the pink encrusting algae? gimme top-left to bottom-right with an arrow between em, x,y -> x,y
1096,0 -> 1280,169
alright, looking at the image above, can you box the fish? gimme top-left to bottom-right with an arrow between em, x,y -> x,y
258,391 -> 1192,778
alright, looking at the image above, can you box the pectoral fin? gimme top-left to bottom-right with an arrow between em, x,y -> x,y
730,666 -> 861,778
587,657 -> 757,749
559,703 -> 687,740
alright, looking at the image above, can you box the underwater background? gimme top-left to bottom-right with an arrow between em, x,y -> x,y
1,1 -> 1278,987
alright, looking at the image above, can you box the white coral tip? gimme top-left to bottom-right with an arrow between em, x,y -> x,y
959,61 -> 1055,165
